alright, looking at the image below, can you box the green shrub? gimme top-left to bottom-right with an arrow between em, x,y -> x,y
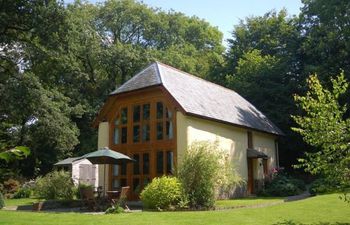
0,192 -> 5,209
105,200 -> 125,214
13,187 -> 31,198
260,173 -> 306,197
309,178 -> 338,195
178,141 -> 242,209
34,170 -> 75,200
140,176 -> 185,210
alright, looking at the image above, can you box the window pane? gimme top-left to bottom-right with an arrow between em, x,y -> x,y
121,108 -> 128,124
133,105 -> 140,122
156,102 -> 163,119
133,154 -> 140,175
133,125 -> 140,143
114,127 -> 119,144
166,121 -> 173,140
142,124 -> 150,142
166,151 -> 174,174
121,127 -> 127,143
113,165 -> 119,176
143,104 -> 150,120
157,122 -> 163,140
143,153 -> 149,175
121,162 -> 127,175
114,116 -> 120,126
166,108 -> 172,119
157,151 -> 164,174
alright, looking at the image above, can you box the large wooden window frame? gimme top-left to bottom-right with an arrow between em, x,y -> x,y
107,87 -> 178,199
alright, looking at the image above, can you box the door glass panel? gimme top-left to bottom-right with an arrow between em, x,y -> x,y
121,178 -> 127,187
157,151 -> 164,174
156,102 -> 163,119
157,122 -> 163,140
133,154 -> 140,175
142,124 -> 150,142
133,125 -> 140,143
113,179 -> 120,189
113,165 -> 119,176
121,162 -> 127,175
114,127 -> 119,144
121,127 -> 127,143
133,178 -> 140,193
121,108 -> 128,124
143,153 -> 150,175
133,105 -> 141,122
166,151 -> 174,174
143,104 -> 150,120
143,177 -> 150,188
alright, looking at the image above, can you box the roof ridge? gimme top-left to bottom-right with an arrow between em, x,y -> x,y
155,61 -> 241,95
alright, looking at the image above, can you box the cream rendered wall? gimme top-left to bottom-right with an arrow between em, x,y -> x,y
176,113 -> 249,180
176,112 -> 279,183
176,112 -> 188,164
253,131 -> 277,179
97,122 -> 109,189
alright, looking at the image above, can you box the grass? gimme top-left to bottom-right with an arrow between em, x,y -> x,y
4,198 -> 39,207
0,194 -> 349,225
216,196 -> 284,209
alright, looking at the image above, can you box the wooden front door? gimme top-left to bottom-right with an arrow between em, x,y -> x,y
131,152 -> 151,200
247,158 -> 254,194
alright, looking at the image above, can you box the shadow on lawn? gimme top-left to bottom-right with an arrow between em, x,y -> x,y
273,220 -> 350,225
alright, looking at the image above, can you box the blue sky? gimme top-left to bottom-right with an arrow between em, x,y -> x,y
65,0 -> 303,44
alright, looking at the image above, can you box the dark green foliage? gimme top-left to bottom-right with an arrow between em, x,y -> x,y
309,179 -> 339,195
260,173 -> 306,197
0,192 -> 4,209
13,187 -> 31,199
140,176 -> 185,210
34,170 -> 75,200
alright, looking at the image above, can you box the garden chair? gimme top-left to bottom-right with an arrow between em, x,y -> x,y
111,186 -> 130,210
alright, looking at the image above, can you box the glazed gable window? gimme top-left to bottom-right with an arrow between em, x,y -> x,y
113,101 -> 174,145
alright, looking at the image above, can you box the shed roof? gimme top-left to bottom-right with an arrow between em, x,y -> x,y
109,62 -> 283,136
54,157 -> 80,166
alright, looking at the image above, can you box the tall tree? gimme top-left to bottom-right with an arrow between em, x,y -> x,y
223,10 -> 305,169
300,0 -> 350,81
292,73 -> 350,193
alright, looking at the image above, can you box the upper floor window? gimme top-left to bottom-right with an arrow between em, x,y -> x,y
132,103 -> 151,143
113,101 -> 174,145
114,107 -> 128,144
156,101 -> 173,141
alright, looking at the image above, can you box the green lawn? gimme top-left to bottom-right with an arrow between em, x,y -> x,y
4,198 -> 40,207
216,196 -> 284,209
0,194 -> 349,225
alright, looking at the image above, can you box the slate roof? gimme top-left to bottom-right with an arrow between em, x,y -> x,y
110,62 -> 283,136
